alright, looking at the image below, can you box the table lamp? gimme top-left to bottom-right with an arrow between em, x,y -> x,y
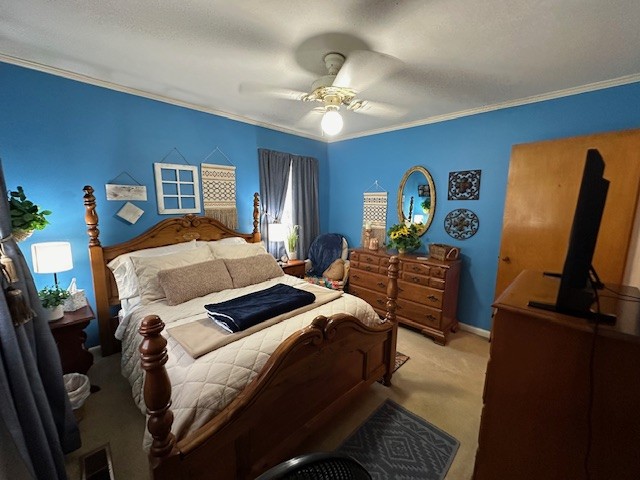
31,241 -> 73,286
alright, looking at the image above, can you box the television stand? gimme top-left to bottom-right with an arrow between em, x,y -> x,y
527,299 -> 616,325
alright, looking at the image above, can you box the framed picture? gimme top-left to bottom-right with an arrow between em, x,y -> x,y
154,163 -> 201,214
418,184 -> 430,197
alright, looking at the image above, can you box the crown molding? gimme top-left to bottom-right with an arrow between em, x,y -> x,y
0,53 -> 324,142
3,53 -> 638,145
330,73 -> 640,142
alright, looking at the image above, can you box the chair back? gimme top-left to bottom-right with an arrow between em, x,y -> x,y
255,452 -> 371,480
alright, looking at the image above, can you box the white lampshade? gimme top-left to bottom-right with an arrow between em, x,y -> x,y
31,242 -> 73,274
268,223 -> 288,242
413,214 -> 425,224
321,109 -> 343,136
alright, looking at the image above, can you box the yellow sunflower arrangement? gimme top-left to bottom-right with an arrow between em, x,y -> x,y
387,223 -> 421,253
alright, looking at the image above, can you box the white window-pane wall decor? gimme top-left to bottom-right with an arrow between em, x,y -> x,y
154,163 -> 201,214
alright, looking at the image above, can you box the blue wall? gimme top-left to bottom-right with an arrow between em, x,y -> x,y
327,82 -> 640,331
2,60 -> 639,342
0,62 -> 327,346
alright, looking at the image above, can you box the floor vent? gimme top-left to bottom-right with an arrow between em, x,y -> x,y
80,443 -> 115,480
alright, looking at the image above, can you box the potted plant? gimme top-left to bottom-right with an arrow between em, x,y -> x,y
286,225 -> 299,260
38,285 -> 70,322
387,223 -> 421,254
9,186 -> 52,241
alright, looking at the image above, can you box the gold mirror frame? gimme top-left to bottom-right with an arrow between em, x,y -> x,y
397,166 -> 436,236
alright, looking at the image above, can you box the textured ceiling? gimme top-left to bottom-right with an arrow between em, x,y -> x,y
2,0 -> 640,141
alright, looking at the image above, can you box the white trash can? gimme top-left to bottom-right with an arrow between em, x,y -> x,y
64,373 -> 90,421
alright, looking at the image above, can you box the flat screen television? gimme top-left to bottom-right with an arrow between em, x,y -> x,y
528,148 -> 616,324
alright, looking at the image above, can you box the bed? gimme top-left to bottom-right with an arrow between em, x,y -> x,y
82,186 -> 399,479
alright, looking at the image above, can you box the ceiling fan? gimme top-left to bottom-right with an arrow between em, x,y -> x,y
240,50 -> 406,136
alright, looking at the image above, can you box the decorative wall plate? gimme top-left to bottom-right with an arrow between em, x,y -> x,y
444,208 -> 479,240
448,169 -> 481,200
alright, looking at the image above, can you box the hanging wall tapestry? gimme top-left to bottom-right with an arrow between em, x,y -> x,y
362,190 -> 388,249
201,163 -> 238,229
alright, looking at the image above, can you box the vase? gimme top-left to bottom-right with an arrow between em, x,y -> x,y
285,245 -> 297,261
397,248 -> 406,254
13,229 -> 34,242
41,305 -> 64,322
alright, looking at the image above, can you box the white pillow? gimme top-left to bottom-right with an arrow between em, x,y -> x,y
107,240 -> 198,300
131,247 -> 214,305
196,237 -> 247,248
208,242 -> 267,259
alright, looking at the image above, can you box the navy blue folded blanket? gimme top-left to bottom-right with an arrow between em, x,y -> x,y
205,284 -> 316,333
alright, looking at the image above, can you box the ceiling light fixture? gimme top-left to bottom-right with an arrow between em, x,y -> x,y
321,107 -> 343,136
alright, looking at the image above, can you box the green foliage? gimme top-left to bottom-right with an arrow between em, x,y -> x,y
38,285 -> 70,308
286,225 -> 299,252
387,223 -> 422,252
421,198 -> 431,212
9,186 -> 52,232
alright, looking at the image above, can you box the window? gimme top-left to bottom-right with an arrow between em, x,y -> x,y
154,163 -> 201,214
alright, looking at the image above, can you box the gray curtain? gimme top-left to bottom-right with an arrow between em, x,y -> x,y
292,155 -> 320,259
258,149 -> 291,257
0,160 -> 80,480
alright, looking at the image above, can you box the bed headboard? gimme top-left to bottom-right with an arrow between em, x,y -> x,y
83,185 -> 261,356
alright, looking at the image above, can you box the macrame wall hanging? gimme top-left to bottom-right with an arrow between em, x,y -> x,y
362,180 -> 388,249
201,147 -> 238,229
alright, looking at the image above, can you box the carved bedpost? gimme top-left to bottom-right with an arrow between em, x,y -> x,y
83,186 -> 117,356
252,192 -> 261,242
139,315 -> 176,466
83,185 -> 101,247
383,255 -> 399,386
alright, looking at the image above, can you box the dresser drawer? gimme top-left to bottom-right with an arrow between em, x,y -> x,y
380,257 -> 390,269
358,252 -> 380,265
356,262 -> 379,273
351,271 -> 388,294
350,285 -> 387,312
429,277 -> 446,289
430,266 -> 447,279
400,271 -> 430,287
398,279 -> 443,308
396,298 -> 442,329
402,261 -> 430,276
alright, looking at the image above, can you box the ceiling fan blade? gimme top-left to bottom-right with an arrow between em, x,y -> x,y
349,99 -> 407,118
239,83 -> 308,101
332,50 -> 403,92
297,108 -> 325,128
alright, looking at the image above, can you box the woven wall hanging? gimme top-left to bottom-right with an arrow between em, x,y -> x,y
362,182 -> 388,248
201,163 -> 237,229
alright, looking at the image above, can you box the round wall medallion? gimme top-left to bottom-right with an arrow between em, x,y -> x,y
444,208 -> 479,240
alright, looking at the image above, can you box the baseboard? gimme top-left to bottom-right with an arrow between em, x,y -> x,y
458,322 -> 491,339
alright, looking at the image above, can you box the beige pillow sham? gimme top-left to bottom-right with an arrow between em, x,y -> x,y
158,259 -> 233,305
131,247 -> 213,304
223,254 -> 284,288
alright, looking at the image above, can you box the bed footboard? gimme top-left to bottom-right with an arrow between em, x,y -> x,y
139,257 -> 399,480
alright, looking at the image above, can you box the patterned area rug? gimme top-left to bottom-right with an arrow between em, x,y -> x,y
337,400 -> 459,480
394,351 -> 409,372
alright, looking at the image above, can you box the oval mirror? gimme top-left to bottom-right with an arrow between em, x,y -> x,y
397,166 -> 436,236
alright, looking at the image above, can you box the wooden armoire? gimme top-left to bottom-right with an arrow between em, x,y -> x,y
495,129 -> 640,299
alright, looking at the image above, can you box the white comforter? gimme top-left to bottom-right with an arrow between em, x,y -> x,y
119,274 -> 382,444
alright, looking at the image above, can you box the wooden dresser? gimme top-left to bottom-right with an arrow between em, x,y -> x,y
474,270 -> 640,480
349,248 -> 461,345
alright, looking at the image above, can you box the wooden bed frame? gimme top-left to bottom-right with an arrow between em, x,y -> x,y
83,185 -> 399,479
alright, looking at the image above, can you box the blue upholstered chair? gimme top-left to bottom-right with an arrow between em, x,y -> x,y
303,233 -> 350,290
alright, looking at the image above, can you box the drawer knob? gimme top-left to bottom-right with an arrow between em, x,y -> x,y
427,295 -> 438,302
376,282 -> 385,288
365,266 -> 372,271
376,299 -> 384,305
412,276 -> 420,283
412,266 -> 420,272
426,314 -> 437,321
353,274 -> 360,280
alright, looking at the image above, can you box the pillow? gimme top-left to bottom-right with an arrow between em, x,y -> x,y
158,259 -> 233,305
131,247 -> 213,304
208,242 -> 267,259
224,254 -> 284,288
107,240 -> 198,300
322,258 -> 345,281
196,237 -> 247,249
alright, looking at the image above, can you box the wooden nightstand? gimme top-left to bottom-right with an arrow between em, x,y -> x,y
281,259 -> 305,278
49,304 -> 95,375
